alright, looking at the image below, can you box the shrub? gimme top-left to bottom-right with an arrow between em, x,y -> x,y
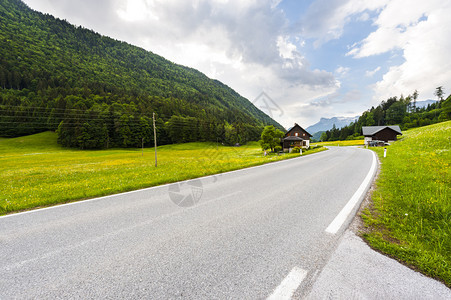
274,146 -> 282,152
292,146 -> 301,153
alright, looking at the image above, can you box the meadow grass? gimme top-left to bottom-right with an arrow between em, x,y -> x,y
0,132 -> 326,215
314,139 -> 364,147
362,121 -> 450,286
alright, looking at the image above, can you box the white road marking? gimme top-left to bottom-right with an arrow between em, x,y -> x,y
325,150 -> 377,234
267,267 -> 308,300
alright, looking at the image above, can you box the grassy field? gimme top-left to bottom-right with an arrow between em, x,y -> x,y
313,139 -> 364,147
362,121 -> 450,286
0,132 -> 326,215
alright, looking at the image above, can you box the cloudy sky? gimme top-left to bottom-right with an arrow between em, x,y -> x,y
23,0 -> 451,128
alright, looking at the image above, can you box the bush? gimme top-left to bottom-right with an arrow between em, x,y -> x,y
292,146 -> 301,153
274,146 -> 282,152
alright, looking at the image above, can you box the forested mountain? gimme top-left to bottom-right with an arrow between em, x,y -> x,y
320,91 -> 451,141
0,0 -> 283,149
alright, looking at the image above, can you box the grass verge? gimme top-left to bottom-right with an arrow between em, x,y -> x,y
361,121 -> 450,286
0,132 -> 326,215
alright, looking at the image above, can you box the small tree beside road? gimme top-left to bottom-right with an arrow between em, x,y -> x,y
259,125 -> 284,152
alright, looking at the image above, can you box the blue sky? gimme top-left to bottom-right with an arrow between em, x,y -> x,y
23,0 -> 451,128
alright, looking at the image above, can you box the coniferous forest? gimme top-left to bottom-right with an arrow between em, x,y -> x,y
0,0 -> 283,149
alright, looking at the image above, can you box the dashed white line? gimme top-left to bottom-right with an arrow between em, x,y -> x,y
267,266 -> 308,300
325,150 -> 377,234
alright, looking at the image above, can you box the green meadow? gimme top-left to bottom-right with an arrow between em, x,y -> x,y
314,139 -> 364,147
0,132 -> 325,215
362,121 -> 451,286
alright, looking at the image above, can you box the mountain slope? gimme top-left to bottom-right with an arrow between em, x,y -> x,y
0,0 -> 282,147
362,121 -> 451,285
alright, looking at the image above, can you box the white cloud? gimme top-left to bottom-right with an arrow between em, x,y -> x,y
300,0 -> 388,46
271,0 -> 282,9
303,0 -> 451,106
357,12 -> 370,22
285,89 -> 364,127
335,66 -> 350,77
365,66 -> 381,77
117,0 -> 158,22
277,36 -> 297,59
348,0 -> 451,101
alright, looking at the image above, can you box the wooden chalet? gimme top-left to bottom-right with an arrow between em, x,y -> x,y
282,123 -> 312,151
362,126 -> 402,145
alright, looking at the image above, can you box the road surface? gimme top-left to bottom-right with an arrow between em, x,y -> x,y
1,147 -> 376,299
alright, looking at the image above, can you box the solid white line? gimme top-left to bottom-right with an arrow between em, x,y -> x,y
267,267 -> 308,300
325,150 -> 377,234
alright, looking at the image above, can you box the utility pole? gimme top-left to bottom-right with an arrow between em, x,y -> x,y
153,112 -> 157,167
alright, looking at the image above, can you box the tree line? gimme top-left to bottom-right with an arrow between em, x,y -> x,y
0,88 -> 264,149
320,88 -> 451,141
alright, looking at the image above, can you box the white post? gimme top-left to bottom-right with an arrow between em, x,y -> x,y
153,112 -> 157,167
384,147 -> 387,158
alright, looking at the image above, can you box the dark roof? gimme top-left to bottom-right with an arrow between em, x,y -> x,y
283,136 -> 304,141
362,126 -> 402,136
286,123 -> 312,137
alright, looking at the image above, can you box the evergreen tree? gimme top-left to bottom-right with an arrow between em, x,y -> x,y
412,90 -> 418,112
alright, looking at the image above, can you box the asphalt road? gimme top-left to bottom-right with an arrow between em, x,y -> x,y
1,146 -> 377,299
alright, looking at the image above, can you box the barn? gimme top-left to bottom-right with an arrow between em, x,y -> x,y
362,126 -> 402,145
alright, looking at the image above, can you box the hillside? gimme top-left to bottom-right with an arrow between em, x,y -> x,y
362,121 -> 450,286
0,0 -> 282,148
320,93 -> 450,141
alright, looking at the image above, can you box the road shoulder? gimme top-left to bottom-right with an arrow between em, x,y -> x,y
304,154 -> 451,299
304,230 -> 450,299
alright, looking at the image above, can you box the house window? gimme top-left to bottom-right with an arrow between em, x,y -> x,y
295,133 -> 298,136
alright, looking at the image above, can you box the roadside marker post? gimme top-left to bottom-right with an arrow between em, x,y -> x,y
384,147 -> 387,158
153,112 -> 157,167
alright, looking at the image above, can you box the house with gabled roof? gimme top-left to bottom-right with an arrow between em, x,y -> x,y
282,123 -> 312,151
362,125 -> 402,145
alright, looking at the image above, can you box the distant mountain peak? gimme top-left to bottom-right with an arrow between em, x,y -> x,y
415,99 -> 437,108
306,116 -> 358,135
